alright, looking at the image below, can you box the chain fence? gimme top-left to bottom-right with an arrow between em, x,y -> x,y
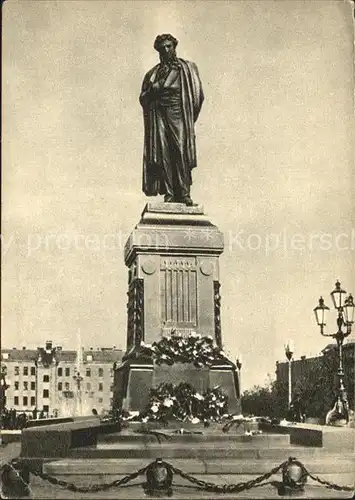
28,463 -> 149,493
1,455 -> 353,497
305,469 -> 355,493
171,458 -> 289,493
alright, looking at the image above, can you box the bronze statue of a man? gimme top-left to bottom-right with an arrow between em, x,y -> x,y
140,34 -> 204,206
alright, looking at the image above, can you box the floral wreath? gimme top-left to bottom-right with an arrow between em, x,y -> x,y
138,382 -> 228,423
140,331 -> 227,368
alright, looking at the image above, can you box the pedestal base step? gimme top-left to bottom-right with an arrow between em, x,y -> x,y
98,430 -> 290,446
68,444 -> 351,460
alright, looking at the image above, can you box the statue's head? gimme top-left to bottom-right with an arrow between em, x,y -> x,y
154,34 -> 178,63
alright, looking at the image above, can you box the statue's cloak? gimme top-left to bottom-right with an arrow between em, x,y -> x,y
140,59 -> 204,196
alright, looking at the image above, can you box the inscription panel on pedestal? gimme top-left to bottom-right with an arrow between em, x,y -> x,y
161,327 -> 196,337
160,257 -> 197,327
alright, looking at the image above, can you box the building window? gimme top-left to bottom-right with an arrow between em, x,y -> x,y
31,367 -> 36,376
65,368 -> 70,377
98,368 -> 104,377
43,389 -> 49,398
43,375 -> 49,383
43,405 -> 49,413
65,382 -> 70,391
98,383 -> 103,392
23,366 -> 28,376
98,398 -> 103,404
86,382 -> 91,391
58,367 -> 63,377
31,382 -> 36,390
58,382 -> 62,391
30,396 -> 35,406
23,396 -> 28,406
23,381 -> 28,391
86,368 -> 91,377
86,355 -> 92,362
14,381 -> 19,391
14,366 -> 19,376
14,396 -> 19,406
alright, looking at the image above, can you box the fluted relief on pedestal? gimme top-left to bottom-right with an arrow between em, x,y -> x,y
160,257 -> 197,330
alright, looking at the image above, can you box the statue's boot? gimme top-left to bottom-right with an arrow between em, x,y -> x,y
181,196 -> 194,206
179,185 -> 195,206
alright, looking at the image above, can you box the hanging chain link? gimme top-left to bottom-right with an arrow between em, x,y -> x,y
171,457 -> 292,493
6,455 -> 354,495
306,470 -> 354,492
27,463 -> 148,493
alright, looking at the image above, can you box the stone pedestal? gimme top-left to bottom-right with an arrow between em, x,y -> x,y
113,202 -> 241,414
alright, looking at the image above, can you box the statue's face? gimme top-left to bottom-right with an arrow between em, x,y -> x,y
159,40 -> 175,62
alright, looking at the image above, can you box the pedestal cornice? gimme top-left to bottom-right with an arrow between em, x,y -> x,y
124,203 -> 224,266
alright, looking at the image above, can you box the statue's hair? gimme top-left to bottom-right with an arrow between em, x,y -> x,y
154,34 -> 178,52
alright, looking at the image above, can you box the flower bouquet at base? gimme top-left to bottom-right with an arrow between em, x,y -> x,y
136,382 -> 229,426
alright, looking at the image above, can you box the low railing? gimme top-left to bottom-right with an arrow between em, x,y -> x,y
1,456 -> 353,498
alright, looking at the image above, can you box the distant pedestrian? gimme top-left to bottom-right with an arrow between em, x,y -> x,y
2,409 -> 10,429
17,413 -> 27,429
10,409 -> 16,429
289,394 -> 304,422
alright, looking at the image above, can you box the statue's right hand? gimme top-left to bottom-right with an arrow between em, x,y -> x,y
140,81 -> 161,105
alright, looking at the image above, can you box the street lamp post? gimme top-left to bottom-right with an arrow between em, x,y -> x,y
284,341 -> 294,409
313,281 -> 355,426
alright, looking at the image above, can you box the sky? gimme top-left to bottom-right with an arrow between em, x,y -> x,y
2,0 -> 354,390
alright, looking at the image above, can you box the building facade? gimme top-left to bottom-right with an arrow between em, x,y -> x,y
1,341 -> 123,416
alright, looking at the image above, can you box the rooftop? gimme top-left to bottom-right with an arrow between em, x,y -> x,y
1,344 -> 123,363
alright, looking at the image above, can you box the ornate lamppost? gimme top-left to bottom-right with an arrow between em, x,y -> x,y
313,280 -> 354,426
284,340 -> 294,409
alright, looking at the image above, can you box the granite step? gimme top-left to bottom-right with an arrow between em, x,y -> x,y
98,431 -> 291,446
68,443 -> 353,460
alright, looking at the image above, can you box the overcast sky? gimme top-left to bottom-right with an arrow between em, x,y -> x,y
2,0 -> 354,390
